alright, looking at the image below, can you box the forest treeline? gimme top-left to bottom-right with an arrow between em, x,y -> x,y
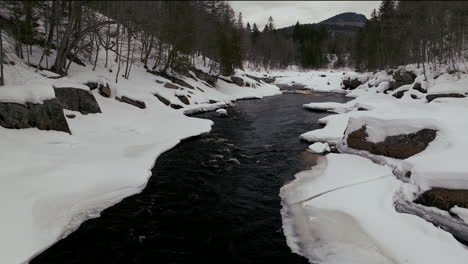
354,1 -> 468,72
0,0 -> 467,87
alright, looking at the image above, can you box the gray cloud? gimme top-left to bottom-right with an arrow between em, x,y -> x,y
230,1 -> 381,29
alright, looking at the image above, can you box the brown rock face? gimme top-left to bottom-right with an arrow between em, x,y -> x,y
415,188 -> 468,211
99,84 -> 111,98
426,93 -> 466,102
154,94 -> 170,106
176,95 -> 190,105
164,82 -> 179,89
347,126 -> 437,159
115,96 -> 146,109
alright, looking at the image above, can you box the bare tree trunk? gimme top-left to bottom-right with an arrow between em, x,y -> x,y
143,35 -> 154,68
124,28 -> 132,79
93,37 -> 99,71
0,26 -> 4,86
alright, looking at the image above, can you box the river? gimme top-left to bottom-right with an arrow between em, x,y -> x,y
32,91 -> 349,264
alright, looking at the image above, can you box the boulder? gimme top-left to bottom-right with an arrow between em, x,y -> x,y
66,114 -> 76,119
426,93 -> 466,102
413,82 -> 426,93
231,76 -> 245,86
393,69 -> 416,89
164,82 -> 179,89
53,87 -> 101,114
347,125 -> 437,159
0,99 -> 70,133
154,93 -> 170,106
176,95 -> 190,105
415,188 -> 468,211
320,74 -> 326,77
393,89 -> 408,99
98,83 -> 111,98
342,78 -> 361,90
115,96 -> 146,109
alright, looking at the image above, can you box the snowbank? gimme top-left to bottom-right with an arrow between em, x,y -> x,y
285,66 -> 468,262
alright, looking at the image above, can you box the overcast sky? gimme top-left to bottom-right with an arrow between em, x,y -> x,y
230,1 -> 381,29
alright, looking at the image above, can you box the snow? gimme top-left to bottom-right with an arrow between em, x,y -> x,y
308,142 -> 330,153
52,79 -> 91,90
451,206 -> 468,223
246,69 -> 346,93
0,78 -> 55,104
281,154 -> 468,264
303,101 -> 364,113
215,108 -> 227,116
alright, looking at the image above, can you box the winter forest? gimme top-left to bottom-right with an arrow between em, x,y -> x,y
1,1 -> 468,264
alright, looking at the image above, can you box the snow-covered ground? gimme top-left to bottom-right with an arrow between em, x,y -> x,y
280,66 -> 468,263
266,70 -> 346,93
0,31 -> 280,263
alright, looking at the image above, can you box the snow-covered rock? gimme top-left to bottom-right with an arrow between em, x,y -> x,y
216,108 -> 228,117
308,142 -> 330,153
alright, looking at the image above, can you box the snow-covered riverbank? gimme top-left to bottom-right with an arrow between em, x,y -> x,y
280,66 -> 468,263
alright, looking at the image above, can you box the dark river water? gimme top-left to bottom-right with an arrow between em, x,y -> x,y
32,92 -> 349,264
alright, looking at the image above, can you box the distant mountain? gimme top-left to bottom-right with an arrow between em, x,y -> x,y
318,12 -> 367,28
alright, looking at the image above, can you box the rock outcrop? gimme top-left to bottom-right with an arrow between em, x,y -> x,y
53,87 -> 101,114
347,125 -> 437,159
426,93 -> 466,102
0,99 -> 70,133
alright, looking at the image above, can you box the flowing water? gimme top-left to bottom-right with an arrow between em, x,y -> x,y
32,92 -> 349,264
